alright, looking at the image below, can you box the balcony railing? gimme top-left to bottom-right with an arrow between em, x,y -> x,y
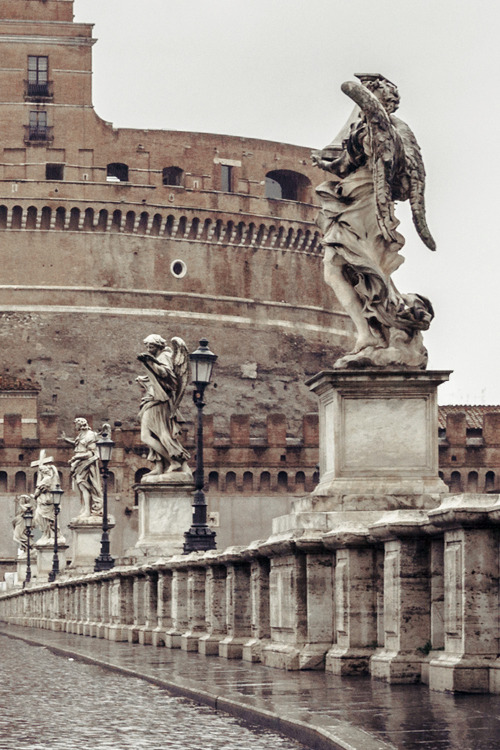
24,81 -> 53,100
24,125 -> 54,144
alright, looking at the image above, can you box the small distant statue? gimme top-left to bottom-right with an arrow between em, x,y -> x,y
33,462 -> 62,543
312,74 -> 436,369
62,418 -> 103,518
12,494 -> 34,552
136,334 -> 191,478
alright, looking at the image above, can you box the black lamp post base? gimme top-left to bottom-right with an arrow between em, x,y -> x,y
94,554 -> 115,572
183,525 -> 216,553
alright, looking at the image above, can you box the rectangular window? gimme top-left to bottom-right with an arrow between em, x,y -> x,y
221,164 -> 232,192
27,56 -> 49,97
29,111 -> 48,140
46,163 -> 64,180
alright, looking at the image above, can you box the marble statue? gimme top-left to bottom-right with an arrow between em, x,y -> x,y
136,334 -> 191,478
312,74 -> 436,369
62,418 -> 103,518
12,494 -> 34,552
33,461 -> 61,543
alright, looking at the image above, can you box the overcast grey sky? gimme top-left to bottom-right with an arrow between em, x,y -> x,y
74,0 -> 500,405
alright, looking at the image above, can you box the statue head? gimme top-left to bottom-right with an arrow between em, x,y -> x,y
143,334 -> 167,355
355,74 -> 400,114
74,417 -> 89,431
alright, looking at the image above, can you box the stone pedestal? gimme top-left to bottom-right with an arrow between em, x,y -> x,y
35,539 -> 69,582
16,550 -> 38,587
68,516 -> 115,573
306,369 -> 449,505
133,474 -> 195,560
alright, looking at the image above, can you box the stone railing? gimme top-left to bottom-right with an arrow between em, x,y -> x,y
2,492 -> 500,694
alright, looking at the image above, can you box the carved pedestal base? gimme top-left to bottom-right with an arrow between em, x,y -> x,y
35,540 -> 69,582
133,476 -> 195,560
68,515 -> 115,574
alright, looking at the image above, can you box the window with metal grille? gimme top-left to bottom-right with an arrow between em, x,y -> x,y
28,56 -> 49,97
28,111 -> 48,140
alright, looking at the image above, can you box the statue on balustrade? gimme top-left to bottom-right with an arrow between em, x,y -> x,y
61,418 -> 103,518
136,334 -> 192,479
312,74 -> 436,369
12,494 -> 35,552
33,461 -> 63,543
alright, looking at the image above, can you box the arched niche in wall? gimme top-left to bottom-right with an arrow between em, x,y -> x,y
265,169 -> 311,202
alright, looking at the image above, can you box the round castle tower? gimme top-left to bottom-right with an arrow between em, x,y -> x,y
0,0 -> 350,436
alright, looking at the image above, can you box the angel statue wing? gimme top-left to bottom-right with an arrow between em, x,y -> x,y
170,337 -> 190,412
341,80 -> 436,252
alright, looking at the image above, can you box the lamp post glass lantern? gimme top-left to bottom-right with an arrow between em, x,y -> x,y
94,423 -> 115,572
48,483 -> 64,582
184,338 -> 217,553
23,506 -> 34,587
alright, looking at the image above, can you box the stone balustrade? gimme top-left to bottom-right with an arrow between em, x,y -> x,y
2,492 -> 500,694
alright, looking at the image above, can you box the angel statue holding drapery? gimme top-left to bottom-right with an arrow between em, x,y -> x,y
312,74 -> 436,369
136,334 -> 192,479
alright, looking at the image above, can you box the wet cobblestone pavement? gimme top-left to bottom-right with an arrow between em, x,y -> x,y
0,634 -> 307,750
1,624 -> 500,749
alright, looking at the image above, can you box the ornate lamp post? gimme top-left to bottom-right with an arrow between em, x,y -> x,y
94,424 -> 115,572
184,338 -> 217,553
48,483 -> 63,583
23,506 -> 34,588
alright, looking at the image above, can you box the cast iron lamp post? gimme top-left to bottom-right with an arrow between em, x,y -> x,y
183,338 -> 217,553
48,483 -> 63,583
94,424 -> 115,572
23,506 -> 34,588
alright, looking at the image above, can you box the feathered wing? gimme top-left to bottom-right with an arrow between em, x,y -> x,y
341,81 -> 436,252
391,117 -> 436,251
341,80 -> 401,245
170,337 -> 190,412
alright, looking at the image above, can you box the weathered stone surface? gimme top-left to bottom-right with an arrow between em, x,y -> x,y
306,369 -> 449,504
133,481 -> 195,560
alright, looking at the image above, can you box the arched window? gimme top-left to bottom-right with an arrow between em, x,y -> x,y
11,205 -> 22,229
26,206 -> 37,230
265,170 -> 311,202
134,468 -> 150,484
83,208 -> 94,231
0,471 -> 7,492
54,206 -> 65,230
450,471 -> 462,494
277,471 -> 288,493
40,206 -> 51,230
162,166 -> 183,186
111,209 -> 122,232
467,471 -> 478,493
225,471 -> 237,492
295,471 -> 305,492
259,471 -> 271,493
15,471 -> 26,493
485,471 -> 495,493
107,162 -> 129,182
0,205 -> 7,229
243,471 -> 253,493
208,471 -> 219,491
68,207 -> 80,231
107,471 -> 116,493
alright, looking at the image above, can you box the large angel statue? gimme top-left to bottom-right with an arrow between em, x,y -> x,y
136,334 -> 192,478
312,74 -> 436,369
